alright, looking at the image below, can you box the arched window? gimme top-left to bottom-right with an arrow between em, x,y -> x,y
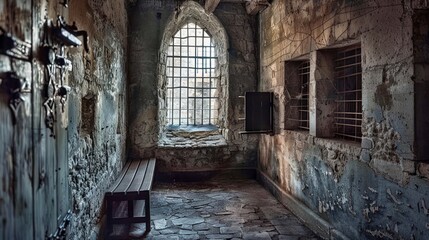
158,1 -> 229,146
166,23 -> 219,126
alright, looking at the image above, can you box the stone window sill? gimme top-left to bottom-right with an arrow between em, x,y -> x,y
158,125 -> 227,148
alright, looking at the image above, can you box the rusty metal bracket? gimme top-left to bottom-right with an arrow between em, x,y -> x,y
52,16 -> 89,52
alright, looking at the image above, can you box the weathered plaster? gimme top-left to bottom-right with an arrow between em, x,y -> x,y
259,0 -> 429,238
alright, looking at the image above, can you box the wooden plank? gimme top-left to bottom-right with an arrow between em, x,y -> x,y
140,159 -> 156,191
55,113 -> 70,226
107,161 -> 132,193
0,67 -> 15,240
127,160 -> 149,194
114,160 -> 141,193
9,1 -> 34,240
32,1 -> 64,238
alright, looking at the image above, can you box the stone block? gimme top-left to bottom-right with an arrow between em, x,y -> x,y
360,149 -> 371,163
361,137 -> 374,150
418,163 -> 429,179
401,159 -> 415,174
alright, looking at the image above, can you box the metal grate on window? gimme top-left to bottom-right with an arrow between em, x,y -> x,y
166,23 -> 219,126
334,46 -> 362,141
287,61 -> 310,130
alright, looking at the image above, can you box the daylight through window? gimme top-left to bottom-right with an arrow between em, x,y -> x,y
166,23 -> 219,126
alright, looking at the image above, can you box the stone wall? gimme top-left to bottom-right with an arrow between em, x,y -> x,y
259,0 -> 429,239
127,0 -> 259,174
66,0 -> 128,239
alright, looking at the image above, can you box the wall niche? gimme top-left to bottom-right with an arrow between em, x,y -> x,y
80,93 -> 96,136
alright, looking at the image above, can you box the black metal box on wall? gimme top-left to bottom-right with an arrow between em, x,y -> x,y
241,92 -> 273,134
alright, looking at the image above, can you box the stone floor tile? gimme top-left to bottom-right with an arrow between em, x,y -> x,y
171,217 -> 204,226
159,228 -> 179,234
178,229 -> 198,235
220,226 -> 242,234
243,231 -> 272,240
242,225 -> 276,232
154,219 -> 168,230
193,223 -> 210,231
206,233 -> 235,239
278,235 -> 300,240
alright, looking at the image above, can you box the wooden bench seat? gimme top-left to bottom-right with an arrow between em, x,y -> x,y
105,158 -> 156,239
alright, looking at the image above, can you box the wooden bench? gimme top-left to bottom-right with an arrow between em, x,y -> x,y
105,158 -> 156,239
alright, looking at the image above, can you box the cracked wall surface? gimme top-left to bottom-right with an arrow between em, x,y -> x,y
127,0 -> 259,174
67,0 -> 128,239
259,0 -> 429,239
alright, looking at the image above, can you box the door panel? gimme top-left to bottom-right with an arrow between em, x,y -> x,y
0,1 -> 71,239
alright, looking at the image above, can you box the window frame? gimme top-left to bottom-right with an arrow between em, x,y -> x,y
165,22 -> 219,126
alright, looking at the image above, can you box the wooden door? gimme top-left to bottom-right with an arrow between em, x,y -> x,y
0,1 -> 70,239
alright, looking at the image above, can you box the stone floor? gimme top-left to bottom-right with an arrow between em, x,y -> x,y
115,179 -> 321,240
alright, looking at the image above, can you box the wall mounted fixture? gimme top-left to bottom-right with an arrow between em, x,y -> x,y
52,16 -> 89,52
38,16 -> 87,137
239,92 -> 274,134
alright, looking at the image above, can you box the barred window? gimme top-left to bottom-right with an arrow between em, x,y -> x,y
166,23 -> 219,126
285,60 -> 310,131
296,61 -> 310,130
334,46 -> 362,141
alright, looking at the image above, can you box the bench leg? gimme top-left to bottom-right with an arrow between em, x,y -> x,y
128,200 -> 134,218
145,195 -> 151,232
106,199 -> 113,239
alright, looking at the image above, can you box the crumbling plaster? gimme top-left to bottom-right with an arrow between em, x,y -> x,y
259,0 -> 429,239
127,0 -> 259,174
66,0 -> 128,239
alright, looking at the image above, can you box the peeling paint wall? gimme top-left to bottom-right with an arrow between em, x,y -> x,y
127,0 -> 259,174
0,1 -> 127,239
259,0 -> 429,239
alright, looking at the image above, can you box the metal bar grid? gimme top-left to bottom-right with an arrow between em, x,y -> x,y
288,61 -> 310,130
334,46 -> 362,141
165,23 -> 218,125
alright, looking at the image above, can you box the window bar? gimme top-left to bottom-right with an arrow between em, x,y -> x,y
179,29 -> 182,125
300,61 -> 309,130
334,46 -> 362,141
208,38 -> 212,125
170,50 -> 172,124
186,25 -> 189,125
201,29 -> 204,125
193,24 -> 197,125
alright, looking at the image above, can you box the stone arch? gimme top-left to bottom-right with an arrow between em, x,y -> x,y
158,1 -> 229,140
